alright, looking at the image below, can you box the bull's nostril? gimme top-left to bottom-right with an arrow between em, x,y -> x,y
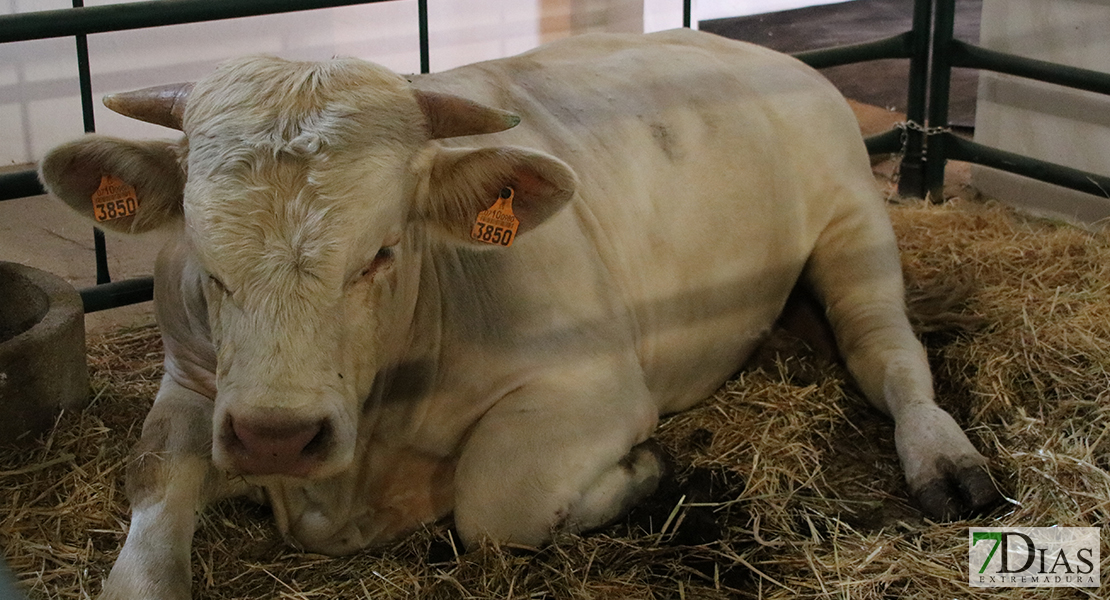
302,421 -> 331,457
225,414 -> 330,475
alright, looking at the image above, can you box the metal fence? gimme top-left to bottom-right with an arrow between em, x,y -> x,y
922,0 -> 1110,201
1,0 -> 1108,313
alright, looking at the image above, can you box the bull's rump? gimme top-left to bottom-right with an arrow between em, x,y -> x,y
415,29 -> 876,412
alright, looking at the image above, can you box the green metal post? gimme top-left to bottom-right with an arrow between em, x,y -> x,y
0,172 -> 45,201
896,0 -> 933,199
925,0 -> 956,202
418,0 -> 429,74
72,0 -> 112,284
683,0 -> 692,28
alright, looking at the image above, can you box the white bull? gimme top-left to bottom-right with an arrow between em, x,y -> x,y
40,29 -> 998,599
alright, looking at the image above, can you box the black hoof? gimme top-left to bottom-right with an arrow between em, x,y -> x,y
915,463 -> 1003,521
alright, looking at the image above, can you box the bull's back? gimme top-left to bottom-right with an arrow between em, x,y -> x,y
416,29 -> 877,412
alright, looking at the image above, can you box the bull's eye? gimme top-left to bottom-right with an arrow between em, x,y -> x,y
208,275 -> 229,294
357,246 -> 396,282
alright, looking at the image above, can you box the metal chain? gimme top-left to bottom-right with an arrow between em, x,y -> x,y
895,120 -> 953,137
885,121 -> 953,201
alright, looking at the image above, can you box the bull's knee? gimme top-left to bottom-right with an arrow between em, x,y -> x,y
563,439 -> 667,534
454,439 -> 666,548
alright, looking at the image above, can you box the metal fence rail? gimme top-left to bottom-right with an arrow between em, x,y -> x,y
0,0 -> 401,43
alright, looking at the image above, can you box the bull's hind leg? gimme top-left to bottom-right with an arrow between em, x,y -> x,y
453,355 -> 662,547
805,195 -> 1001,520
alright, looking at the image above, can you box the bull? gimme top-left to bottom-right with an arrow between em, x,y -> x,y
39,29 -> 999,599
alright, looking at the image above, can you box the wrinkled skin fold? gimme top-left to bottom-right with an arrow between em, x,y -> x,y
39,28 -> 1000,600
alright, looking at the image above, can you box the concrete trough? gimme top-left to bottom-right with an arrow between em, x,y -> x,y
0,261 -> 88,445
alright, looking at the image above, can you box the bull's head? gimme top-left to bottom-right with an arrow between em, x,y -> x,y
39,56 -> 577,480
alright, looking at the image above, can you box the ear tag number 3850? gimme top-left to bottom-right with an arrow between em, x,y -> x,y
471,187 -> 520,247
91,174 -> 139,222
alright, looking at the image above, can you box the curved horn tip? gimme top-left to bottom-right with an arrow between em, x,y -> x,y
415,89 -> 522,139
102,82 -> 193,131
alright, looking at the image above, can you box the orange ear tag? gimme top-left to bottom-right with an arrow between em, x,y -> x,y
90,174 -> 139,222
471,187 -> 520,247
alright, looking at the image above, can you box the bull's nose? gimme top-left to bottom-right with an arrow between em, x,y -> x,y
226,414 -> 330,477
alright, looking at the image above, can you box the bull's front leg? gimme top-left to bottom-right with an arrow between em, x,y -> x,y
100,377 -> 246,600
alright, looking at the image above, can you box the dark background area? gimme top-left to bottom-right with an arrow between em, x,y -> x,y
700,0 -> 982,128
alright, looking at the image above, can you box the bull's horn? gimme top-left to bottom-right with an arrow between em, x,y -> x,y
102,82 -> 194,131
414,90 -> 520,139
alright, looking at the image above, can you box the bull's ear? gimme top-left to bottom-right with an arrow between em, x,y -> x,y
413,146 -> 577,246
39,135 -> 184,234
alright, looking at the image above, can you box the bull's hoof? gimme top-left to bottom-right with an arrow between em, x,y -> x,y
626,437 -> 674,483
616,438 -> 672,517
621,461 -> 743,546
914,463 -> 1002,521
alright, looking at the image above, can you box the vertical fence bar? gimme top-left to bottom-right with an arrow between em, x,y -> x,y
896,0 -> 932,199
925,0 -> 956,202
683,0 -> 692,28
73,9 -> 94,132
72,0 -> 112,284
418,0 -> 429,74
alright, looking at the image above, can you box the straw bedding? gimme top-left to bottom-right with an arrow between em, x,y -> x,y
2,196 -> 1108,599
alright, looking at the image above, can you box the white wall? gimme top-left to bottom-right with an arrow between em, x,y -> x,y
972,0 -> 1110,222
1,0 -> 837,166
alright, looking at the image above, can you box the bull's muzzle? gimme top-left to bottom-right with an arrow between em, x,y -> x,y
222,411 -> 331,478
